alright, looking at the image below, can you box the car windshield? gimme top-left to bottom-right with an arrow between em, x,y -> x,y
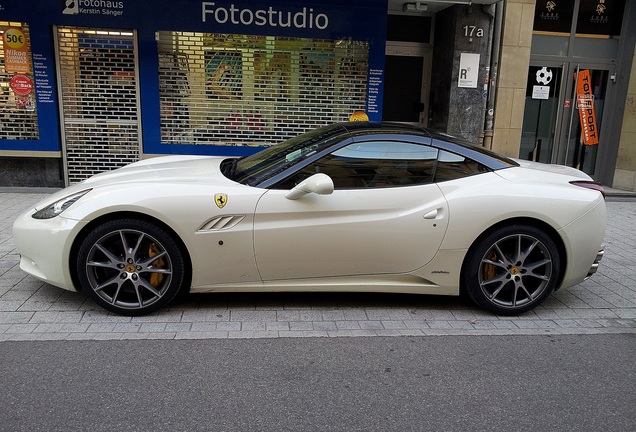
227,124 -> 349,186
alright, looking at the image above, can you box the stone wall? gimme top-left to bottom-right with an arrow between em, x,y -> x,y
613,51 -> 636,192
430,4 -> 495,143
0,157 -> 64,188
491,0 -> 535,157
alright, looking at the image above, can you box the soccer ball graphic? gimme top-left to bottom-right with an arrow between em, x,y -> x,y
536,67 -> 553,85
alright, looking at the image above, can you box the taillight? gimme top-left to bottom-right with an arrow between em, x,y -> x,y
570,180 -> 605,198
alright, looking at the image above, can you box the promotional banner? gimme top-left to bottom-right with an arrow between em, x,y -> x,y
2,27 -> 31,73
576,69 -> 599,146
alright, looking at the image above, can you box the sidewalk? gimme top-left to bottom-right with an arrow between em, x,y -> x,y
1,190 -> 635,341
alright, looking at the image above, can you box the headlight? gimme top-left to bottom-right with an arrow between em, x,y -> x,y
32,189 -> 92,219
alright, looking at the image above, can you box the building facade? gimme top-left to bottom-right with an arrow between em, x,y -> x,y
494,0 -> 635,191
1,0 -> 635,191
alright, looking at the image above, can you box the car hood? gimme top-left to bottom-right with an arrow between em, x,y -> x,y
81,155 -> 231,186
511,158 -> 592,180
31,155 -> 243,214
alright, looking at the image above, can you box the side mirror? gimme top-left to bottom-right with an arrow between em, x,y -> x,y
285,173 -> 334,200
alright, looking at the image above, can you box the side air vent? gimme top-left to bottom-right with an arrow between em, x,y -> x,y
198,215 -> 246,232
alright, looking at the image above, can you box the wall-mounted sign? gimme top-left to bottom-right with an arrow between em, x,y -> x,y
62,0 -> 126,17
2,27 -> 31,73
201,3 -> 329,30
458,53 -> 479,88
533,0 -> 575,33
576,0 -> 625,36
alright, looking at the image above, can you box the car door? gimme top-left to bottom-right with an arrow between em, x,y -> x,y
253,140 -> 450,281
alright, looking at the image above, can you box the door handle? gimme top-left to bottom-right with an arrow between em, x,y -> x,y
423,209 -> 442,219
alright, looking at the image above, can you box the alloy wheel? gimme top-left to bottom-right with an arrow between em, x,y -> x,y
478,233 -> 554,310
84,228 -> 174,311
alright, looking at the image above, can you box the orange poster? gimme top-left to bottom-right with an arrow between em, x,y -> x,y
576,70 -> 599,146
2,27 -> 31,74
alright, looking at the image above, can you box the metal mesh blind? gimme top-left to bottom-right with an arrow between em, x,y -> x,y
157,32 -> 369,146
0,22 -> 39,141
57,28 -> 140,184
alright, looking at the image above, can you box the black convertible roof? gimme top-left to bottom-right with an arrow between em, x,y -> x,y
333,122 -> 518,170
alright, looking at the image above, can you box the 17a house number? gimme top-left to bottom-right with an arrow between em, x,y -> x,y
463,25 -> 484,38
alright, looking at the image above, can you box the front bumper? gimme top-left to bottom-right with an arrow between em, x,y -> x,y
12,208 -> 86,292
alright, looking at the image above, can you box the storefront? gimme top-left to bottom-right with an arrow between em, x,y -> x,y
519,0 -> 633,185
1,0 -> 390,185
4,1 -> 634,190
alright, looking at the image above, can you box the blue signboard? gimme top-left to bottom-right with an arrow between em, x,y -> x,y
1,0 -> 387,155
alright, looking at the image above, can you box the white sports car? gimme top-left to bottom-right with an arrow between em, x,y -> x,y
13,123 -> 606,316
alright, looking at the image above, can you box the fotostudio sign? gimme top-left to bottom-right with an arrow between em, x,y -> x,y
201,2 -> 330,30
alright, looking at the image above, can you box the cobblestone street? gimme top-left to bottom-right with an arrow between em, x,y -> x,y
1,190 -> 635,341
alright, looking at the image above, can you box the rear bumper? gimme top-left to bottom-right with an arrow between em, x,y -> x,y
585,247 -> 605,279
557,197 -> 606,290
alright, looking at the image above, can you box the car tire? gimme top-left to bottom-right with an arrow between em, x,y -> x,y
76,218 -> 186,316
462,224 -> 561,315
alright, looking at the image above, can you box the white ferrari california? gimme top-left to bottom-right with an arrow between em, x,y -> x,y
13,123 -> 606,316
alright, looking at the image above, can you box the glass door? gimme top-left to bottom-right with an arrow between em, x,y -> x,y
521,62 -> 565,164
556,64 -> 613,176
520,62 -> 614,178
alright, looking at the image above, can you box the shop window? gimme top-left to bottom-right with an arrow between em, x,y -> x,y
533,0 -> 575,34
0,22 -> 39,140
533,0 -> 625,37
576,0 -> 625,37
157,32 -> 369,146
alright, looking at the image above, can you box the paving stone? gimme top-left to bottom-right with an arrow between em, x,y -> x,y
1,192 -> 635,340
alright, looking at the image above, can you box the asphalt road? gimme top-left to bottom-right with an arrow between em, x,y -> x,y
1,334 -> 635,432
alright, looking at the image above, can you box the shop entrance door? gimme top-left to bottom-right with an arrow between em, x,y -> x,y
521,61 -> 614,179
55,27 -> 141,185
382,42 -> 431,125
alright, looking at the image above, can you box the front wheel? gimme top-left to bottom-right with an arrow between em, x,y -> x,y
462,225 -> 561,315
76,219 -> 187,316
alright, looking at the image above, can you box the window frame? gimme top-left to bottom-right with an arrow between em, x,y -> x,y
272,139 -> 442,190
254,130 -> 502,190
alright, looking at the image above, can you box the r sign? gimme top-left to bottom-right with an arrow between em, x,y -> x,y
458,53 -> 479,88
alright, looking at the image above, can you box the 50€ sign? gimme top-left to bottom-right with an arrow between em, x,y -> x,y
2,27 -> 30,73
3,28 -> 27,50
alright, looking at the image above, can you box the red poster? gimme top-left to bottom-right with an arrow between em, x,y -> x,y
10,74 -> 34,96
576,70 -> 599,146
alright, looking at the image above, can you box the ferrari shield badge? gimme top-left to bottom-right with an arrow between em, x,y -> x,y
214,193 -> 228,209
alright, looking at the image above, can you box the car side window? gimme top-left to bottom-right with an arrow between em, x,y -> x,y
275,141 -> 438,189
434,150 -> 489,182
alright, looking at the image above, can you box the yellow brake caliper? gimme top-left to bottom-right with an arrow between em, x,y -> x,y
483,251 -> 497,281
148,243 -> 165,288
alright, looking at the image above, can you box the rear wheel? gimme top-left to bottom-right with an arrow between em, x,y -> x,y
462,225 -> 561,315
76,219 -> 186,316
